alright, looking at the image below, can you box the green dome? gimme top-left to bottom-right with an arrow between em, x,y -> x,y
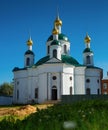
83,48 -> 93,53
61,55 -> 79,65
25,50 -> 34,55
51,40 -> 61,46
47,33 -> 69,42
35,56 -> 50,66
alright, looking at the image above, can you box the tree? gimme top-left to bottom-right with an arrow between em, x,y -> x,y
0,82 -> 13,96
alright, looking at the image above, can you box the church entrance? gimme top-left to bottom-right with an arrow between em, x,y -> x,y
52,86 -> 57,100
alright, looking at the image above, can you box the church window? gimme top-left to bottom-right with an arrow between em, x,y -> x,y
97,79 -> 99,83
53,49 -> 57,58
97,88 -> 100,94
70,77 -> 72,80
86,88 -> 90,95
86,79 -> 90,83
17,90 -> 19,100
26,57 -> 30,66
86,55 -> 90,64
70,86 -> 72,95
64,45 -> 67,54
35,88 -> 38,98
48,45 -> 50,54
52,76 -> 57,80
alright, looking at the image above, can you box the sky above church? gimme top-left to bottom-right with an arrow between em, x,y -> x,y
0,0 -> 108,84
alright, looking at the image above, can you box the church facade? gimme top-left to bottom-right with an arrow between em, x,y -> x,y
13,15 -> 103,104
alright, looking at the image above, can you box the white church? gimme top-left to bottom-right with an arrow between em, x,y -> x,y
13,15 -> 103,104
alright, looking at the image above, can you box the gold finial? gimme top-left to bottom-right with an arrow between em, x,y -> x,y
84,33 -> 91,43
55,14 -> 62,26
52,25 -> 59,35
27,36 -> 33,46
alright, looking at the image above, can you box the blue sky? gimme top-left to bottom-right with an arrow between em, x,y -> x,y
0,0 -> 108,84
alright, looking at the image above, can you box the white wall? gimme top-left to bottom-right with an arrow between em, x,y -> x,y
74,67 -> 86,94
85,68 -> 102,94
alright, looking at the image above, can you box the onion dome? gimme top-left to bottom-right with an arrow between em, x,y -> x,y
52,26 -> 59,35
84,34 -> 91,43
27,37 -> 33,46
55,16 -> 62,26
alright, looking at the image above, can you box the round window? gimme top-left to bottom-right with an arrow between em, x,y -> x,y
52,76 -> 57,80
86,79 -> 90,83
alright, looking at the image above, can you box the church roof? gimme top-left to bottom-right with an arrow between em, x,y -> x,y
35,54 -> 80,66
83,48 -> 93,53
25,50 -> 34,55
47,33 -> 69,42
61,55 -> 79,66
35,56 -> 50,66
13,67 -> 27,72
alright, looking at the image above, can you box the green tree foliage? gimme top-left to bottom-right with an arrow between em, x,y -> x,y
0,82 -> 13,96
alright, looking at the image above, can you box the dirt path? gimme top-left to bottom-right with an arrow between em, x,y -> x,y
0,104 -> 53,117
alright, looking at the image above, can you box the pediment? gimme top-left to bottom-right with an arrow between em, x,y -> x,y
46,58 -> 61,63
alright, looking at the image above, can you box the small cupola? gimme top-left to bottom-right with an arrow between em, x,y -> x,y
24,36 -> 35,67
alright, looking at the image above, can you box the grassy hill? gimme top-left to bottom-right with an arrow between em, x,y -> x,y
0,100 -> 108,130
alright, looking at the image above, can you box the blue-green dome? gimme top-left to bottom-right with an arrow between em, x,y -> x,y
25,50 -> 34,55
47,33 -> 69,42
51,40 -> 61,46
83,48 -> 93,53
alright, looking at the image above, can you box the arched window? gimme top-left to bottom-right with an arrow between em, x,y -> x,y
47,46 -> 50,54
97,89 -> 100,95
26,57 -> 30,66
86,55 -> 90,64
35,88 -> 38,98
64,45 -> 67,54
86,88 -> 91,95
53,49 -> 57,58
70,86 -> 72,95
17,89 -> 19,100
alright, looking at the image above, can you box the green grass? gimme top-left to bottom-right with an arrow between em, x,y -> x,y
1,100 -> 108,130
